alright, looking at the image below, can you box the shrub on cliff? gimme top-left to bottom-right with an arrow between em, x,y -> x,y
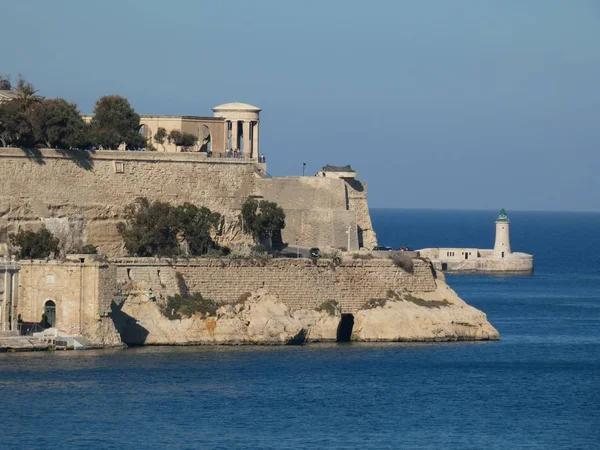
117,198 -> 180,257
315,300 -> 339,316
164,292 -> 218,320
9,227 -> 60,259
241,198 -> 286,249
390,252 -> 414,273
117,198 -> 222,257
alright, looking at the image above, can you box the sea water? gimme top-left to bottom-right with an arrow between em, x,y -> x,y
0,209 -> 599,449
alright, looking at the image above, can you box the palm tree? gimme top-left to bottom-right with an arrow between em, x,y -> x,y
14,74 -> 42,111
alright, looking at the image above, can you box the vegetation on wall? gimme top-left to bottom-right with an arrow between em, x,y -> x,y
315,299 -> 339,316
164,292 -> 218,320
116,197 -> 223,257
9,227 -> 60,259
241,197 -> 286,248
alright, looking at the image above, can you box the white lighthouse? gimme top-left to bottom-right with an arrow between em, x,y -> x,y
493,208 -> 511,258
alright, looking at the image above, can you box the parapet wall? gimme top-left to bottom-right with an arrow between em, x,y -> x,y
114,257 -> 437,313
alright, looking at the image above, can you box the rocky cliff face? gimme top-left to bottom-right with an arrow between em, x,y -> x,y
352,282 -> 499,342
110,277 -> 498,345
112,289 -> 338,345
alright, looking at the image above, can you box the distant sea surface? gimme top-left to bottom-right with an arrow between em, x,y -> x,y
1,209 -> 599,449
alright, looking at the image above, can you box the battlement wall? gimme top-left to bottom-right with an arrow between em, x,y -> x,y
114,257 -> 437,313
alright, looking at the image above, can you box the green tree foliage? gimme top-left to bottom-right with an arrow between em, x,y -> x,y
0,100 -> 35,147
9,227 -> 60,259
14,75 -> 43,112
175,203 -> 222,255
241,198 -> 286,248
154,127 -> 167,150
116,198 -> 180,257
90,95 -> 145,150
0,74 -> 11,90
168,129 -> 198,150
116,198 -> 222,257
33,99 -> 90,149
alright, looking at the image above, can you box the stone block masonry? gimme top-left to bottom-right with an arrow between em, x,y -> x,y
0,148 -> 377,255
115,257 -> 437,313
0,148 -> 258,256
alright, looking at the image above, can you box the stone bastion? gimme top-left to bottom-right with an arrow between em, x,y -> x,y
0,148 -> 377,256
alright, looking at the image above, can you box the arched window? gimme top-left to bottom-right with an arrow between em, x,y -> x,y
43,300 -> 56,328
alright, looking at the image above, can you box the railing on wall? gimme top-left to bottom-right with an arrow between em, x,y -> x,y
17,322 -> 45,336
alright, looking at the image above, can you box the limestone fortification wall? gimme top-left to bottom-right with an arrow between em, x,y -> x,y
257,177 -> 377,250
114,257 -> 437,313
0,148 -> 257,255
0,148 -> 377,255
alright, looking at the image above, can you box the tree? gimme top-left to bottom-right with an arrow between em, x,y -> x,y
168,129 -> 198,150
33,99 -> 89,149
0,74 -> 11,90
90,95 -> 145,150
116,198 -> 180,257
241,198 -> 286,248
116,198 -> 223,257
175,203 -> 221,255
0,100 -> 36,147
14,74 -> 43,112
154,127 -> 167,150
10,227 -> 60,259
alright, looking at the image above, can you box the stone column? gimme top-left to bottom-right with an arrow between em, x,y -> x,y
231,120 -> 239,151
242,121 -> 251,158
223,120 -> 229,152
253,121 -> 260,160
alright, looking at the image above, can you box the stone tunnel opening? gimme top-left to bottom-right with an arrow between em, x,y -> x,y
337,314 -> 354,342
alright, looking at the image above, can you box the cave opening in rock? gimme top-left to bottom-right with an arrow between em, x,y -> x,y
337,314 -> 354,342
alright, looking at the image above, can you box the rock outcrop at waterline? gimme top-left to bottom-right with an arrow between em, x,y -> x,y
352,283 -> 499,342
112,280 -> 499,345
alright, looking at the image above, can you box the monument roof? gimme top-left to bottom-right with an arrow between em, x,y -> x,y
212,102 -> 261,112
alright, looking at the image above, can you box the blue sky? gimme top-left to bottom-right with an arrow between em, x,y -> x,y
2,0 -> 599,211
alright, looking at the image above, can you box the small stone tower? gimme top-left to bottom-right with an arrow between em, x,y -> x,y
493,208 -> 511,258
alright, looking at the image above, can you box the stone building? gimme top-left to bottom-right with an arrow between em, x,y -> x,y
418,209 -> 534,274
82,102 -> 261,159
0,90 -> 18,104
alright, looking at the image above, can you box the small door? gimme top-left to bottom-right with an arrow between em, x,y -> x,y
43,300 -> 56,328
465,253 -> 469,260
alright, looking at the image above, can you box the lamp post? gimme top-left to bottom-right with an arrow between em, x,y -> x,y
302,162 -> 306,176
296,238 -> 299,258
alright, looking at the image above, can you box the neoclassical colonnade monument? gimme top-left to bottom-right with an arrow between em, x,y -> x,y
213,102 -> 261,159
